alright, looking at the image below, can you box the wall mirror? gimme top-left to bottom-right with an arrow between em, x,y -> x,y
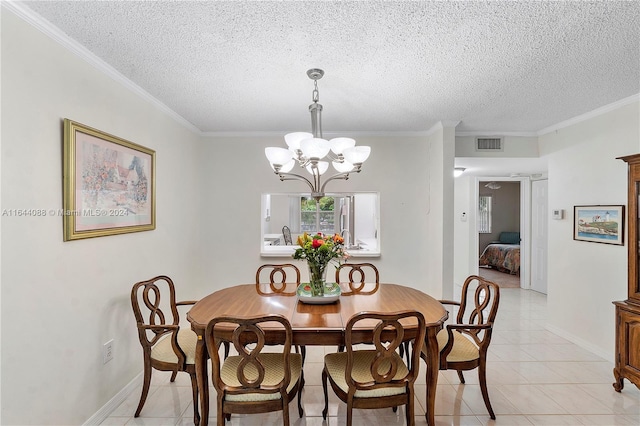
261,192 -> 380,257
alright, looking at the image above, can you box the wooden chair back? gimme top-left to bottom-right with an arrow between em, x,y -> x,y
255,263 -> 301,295
204,314 -> 304,425
131,275 -> 194,368
335,263 -> 380,295
451,274 -> 500,349
344,310 -> 425,392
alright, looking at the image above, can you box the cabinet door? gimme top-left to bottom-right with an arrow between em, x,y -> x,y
620,308 -> 640,375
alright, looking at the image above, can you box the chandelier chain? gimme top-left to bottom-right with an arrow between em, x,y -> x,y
312,80 -> 319,103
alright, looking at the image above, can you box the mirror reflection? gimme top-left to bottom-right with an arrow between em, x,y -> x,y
261,192 -> 380,257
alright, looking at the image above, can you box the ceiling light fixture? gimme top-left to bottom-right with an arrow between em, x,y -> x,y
485,181 -> 502,190
454,167 -> 466,177
265,69 -> 371,201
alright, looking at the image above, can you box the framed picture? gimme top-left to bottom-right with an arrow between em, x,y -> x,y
573,205 -> 624,245
63,119 -> 155,241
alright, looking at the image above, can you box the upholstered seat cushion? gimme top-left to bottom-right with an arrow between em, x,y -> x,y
424,329 -> 480,363
221,353 -> 303,402
324,350 -> 409,398
151,329 -> 197,365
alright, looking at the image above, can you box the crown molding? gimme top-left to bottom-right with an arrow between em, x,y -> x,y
3,1 -> 201,134
455,131 -> 538,137
201,130 -> 435,138
536,93 -> 640,136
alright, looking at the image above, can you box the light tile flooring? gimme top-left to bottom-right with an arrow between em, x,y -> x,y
103,288 -> 640,425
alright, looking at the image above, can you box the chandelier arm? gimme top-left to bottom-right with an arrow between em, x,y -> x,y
319,172 -> 352,194
275,172 -> 317,192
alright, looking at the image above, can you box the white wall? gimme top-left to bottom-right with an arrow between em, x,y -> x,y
453,101 -> 639,360
425,123 -> 456,299
453,175 -> 472,287
538,101 -> 640,360
198,135 -> 447,294
1,11 -> 203,424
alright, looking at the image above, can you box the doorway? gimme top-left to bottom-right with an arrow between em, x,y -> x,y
477,180 -> 522,287
473,177 -> 531,289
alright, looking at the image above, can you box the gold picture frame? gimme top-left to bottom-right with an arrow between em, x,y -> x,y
63,119 -> 156,241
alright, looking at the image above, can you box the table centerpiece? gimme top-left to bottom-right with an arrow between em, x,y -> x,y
293,232 -> 346,302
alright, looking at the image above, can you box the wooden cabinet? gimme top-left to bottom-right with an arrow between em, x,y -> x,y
614,154 -> 640,392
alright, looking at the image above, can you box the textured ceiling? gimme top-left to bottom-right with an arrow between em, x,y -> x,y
17,1 -> 640,136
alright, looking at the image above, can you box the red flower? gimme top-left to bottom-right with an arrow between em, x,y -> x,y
312,239 -> 324,248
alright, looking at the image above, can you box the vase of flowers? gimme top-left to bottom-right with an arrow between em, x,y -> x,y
293,232 -> 345,297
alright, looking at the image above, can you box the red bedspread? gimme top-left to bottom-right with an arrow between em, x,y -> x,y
479,244 -> 520,275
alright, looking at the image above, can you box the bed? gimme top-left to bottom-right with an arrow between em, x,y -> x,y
479,232 -> 521,275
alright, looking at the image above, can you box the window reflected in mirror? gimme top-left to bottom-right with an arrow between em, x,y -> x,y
261,193 -> 380,257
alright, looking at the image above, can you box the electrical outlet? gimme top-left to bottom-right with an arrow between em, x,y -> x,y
103,340 -> 114,364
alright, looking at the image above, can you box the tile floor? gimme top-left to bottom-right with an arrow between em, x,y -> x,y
103,288 -> 640,425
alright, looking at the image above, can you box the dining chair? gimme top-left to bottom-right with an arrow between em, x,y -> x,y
282,225 -> 293,245
255,263 -> 305,363
205,314 -> 304,426
322,310 -> 426,426
420,274 -> 500,420
335,262 -> 380,295
335,263 -> 386,354
130,275 -> 201,425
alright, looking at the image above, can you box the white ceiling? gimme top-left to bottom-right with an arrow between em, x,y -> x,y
18,0 -> 639,139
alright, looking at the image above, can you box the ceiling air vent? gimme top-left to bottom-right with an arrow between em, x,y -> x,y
475,137 -> 503,152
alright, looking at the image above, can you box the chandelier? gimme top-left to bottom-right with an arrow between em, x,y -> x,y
265,69 -> 371,201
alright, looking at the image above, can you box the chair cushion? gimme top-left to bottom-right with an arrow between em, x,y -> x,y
221,353 -> 303,402
427,329 -> 480,363
324,350 -> 409,398
151,329 -> 197,365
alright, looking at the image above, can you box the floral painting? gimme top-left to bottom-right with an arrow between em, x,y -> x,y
63,119 -> 155,241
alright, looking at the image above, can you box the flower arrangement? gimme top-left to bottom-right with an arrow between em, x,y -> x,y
293,232 -> 346,296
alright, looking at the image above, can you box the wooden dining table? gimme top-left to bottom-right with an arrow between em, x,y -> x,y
187,282 -> 448,426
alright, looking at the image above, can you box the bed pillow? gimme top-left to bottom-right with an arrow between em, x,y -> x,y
499,232 -> 520,244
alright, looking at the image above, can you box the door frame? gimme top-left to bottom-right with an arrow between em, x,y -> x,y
472,176 -> 531,289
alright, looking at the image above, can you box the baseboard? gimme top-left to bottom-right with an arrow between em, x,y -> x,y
83,372 -> 141,425
545,323 -> 612,363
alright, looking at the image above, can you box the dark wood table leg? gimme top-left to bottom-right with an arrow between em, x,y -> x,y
195,335 -> 209,426
424,327 -> 440,426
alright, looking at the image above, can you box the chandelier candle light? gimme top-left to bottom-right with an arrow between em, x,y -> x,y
265,69 -> 371,201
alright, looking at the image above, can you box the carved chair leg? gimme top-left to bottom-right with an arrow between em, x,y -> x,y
457,370 -> 465,384
346,398 -> 354,426
478,360 -> 495,420
406,389 -> 415,426
189,372 -> 200,425
282,395 -> 290,426
297,371 -> 304,418
321,369 -> 329,419
135,361 -> 152,417
170,370 -> 178,382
